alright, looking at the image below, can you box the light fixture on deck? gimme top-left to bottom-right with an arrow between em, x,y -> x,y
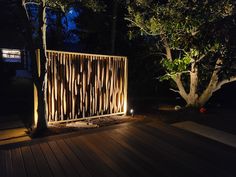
130,109 -> 134,117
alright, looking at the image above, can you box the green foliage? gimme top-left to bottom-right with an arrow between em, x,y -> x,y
161,56 -> 191,73
126,0 -> 235,83
127,0 -> 234,47
159,51 -> 192,81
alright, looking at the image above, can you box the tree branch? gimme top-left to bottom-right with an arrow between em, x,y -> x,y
169,88 -> 179,93
153,52 -> 167,58
196,54 -> 206,63
124,17 -> 160,36
22,0 -> 31,20
199,58 -> 223,104
162,35 -> 172,60
23,1 -> 63,11
23,1 -> 40,6
213,76 -> 236,93
191,30 -> 199,36
173,74 -> 188,101
169,71 -> 191,77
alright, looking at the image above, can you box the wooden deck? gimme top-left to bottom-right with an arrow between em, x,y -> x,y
0,119 -> 236,177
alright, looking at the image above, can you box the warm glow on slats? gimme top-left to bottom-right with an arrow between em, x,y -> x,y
46,50 -> 128,123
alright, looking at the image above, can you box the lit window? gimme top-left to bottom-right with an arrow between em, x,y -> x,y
2,49 -> 21,63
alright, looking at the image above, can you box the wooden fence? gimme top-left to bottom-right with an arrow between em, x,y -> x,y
45,50 -> 128,124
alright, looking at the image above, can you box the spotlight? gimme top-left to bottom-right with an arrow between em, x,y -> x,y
130,109 -> 134,117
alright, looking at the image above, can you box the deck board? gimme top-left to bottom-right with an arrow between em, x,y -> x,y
56,139 -> 92,177
78,135 -> 129,177
21,146 -> 40,177
90,131 -> 159,177
84,133 -> 142,177
105,129 -> 176,177
70,136 -> 117,177
39,142 -> 65,177
79,137 -> 127,177
48,141 -> 79,177
11,147 -> 27,177
0,119 -> 236,177
5,150 -> 12,177
64,138 -> 106,177
147,121 -> 236,158
117,124 -> 225,177
0,150 -> 7,177
112,126 -> 198,177
30,144 -> 53,177
143,122 -> 236,175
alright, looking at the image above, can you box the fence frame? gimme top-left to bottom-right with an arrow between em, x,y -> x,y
34,49 -> 128,125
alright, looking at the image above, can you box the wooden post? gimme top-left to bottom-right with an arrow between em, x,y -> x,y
124,57 -> 128,115
33,84 -> 38,127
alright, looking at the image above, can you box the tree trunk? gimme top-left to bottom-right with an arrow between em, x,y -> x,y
174,63 -> 217,108
172,62 -> 211,108
22,0 -> 48,132
185,62 -> 200,107
163,45 -> 236,109
35,0 -> 48,131
111,0 -> 118,54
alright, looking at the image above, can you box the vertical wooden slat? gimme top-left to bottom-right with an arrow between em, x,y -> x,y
118,58 -> 121,112
51,53 -> 55,121
121,59 -> 123,111
59,53 -> 64,120
113,58 -> 115,113
50,51 -> 54,121
76,55 -> 80,117
66,54 -> 69,119
92,57 -> 96,115
124,57 -> 128,114
94,58 -> 97,115
57,54 -> 61,121
98,58 -> 101,114
63,53 -> 67,120
72,54 -> 75,119
69,54 -> 72,119
88,56 -> 92,116
101,58 -> 105,114
113,58 -> 117,113
70,55 -> 74,119
74,55 -> 77,119
48,51 -> 51,121
54,53 -> 57,121
79,55 -> 83,116
85,57 -> 88,115
105,58 -> 108,113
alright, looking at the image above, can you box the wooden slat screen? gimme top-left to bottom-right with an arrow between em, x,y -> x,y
46,50 -> 128,123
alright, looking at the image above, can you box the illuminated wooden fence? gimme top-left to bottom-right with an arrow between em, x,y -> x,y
45,50 -> 128,123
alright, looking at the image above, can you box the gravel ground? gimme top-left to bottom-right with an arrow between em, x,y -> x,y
31,115 -> 144,138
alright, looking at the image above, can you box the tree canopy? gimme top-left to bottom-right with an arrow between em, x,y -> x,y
126,0 -> 236,107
